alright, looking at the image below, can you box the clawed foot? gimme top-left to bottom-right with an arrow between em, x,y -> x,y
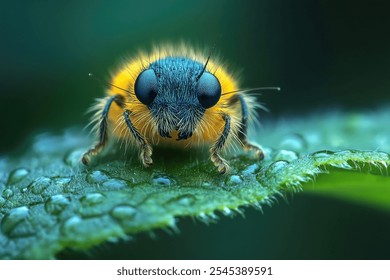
210,151 -> 230,174
243,143 -> 264,160
81,144 -> 104,165
140,143 -> 153,167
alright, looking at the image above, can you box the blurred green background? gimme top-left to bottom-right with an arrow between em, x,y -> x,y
1,0 -> 389,259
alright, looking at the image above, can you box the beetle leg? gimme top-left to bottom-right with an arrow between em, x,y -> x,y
210,114 -> 231,174
123,110 -> 153,167
237,95 -> 264,160
81,95 -> 123,165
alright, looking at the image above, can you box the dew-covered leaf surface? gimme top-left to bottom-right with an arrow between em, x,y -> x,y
0,108 -> 389,259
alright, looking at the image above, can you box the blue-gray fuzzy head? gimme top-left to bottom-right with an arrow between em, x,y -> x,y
133,57 -> 221,140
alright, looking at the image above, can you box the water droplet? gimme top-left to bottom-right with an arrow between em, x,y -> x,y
111,205 -> 137,220
311,150 -> 335,158
86,170 -> 109,184
27,177 -> 51,195
7,168 -> 29,185
227,175 -> 243,186
64,149 -> 83,167
2,188 -> 14,198
61,216 -> 82,237
274,149 -> 299,162
53,177 -> 71,187
1,206 -> 34,238
166,194 -> 197,207
241,164 -> 259,176
265,160 -> 289,177
279,133 -> 307,152
79,193 -> 107,218
152,176 -> 172,186
0,197 -> 6,207
45,194 -> 70,215
102,179 -> 127,189
80,193 -> 105,207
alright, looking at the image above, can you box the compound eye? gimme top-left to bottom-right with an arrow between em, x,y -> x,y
196,72 -> 221,109
134,69 -> 158,105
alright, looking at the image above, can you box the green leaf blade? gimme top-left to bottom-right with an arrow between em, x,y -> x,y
0,109 -> 389,259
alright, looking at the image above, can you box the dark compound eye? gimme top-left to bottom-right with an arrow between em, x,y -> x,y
134,69 -> 158,105
196,72 -> 221,109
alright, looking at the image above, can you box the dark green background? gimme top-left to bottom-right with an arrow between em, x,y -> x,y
1,0 -> 389,259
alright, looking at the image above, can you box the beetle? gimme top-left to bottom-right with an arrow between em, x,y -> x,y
82,44 -> 273,173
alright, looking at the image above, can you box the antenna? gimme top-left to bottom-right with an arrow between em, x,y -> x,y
88,73 -> 131,94
196,44 -> 217,81
222,87 -> 281,96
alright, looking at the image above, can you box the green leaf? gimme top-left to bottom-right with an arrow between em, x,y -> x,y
302,170 -> 390,211
0,108 -> 389,259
